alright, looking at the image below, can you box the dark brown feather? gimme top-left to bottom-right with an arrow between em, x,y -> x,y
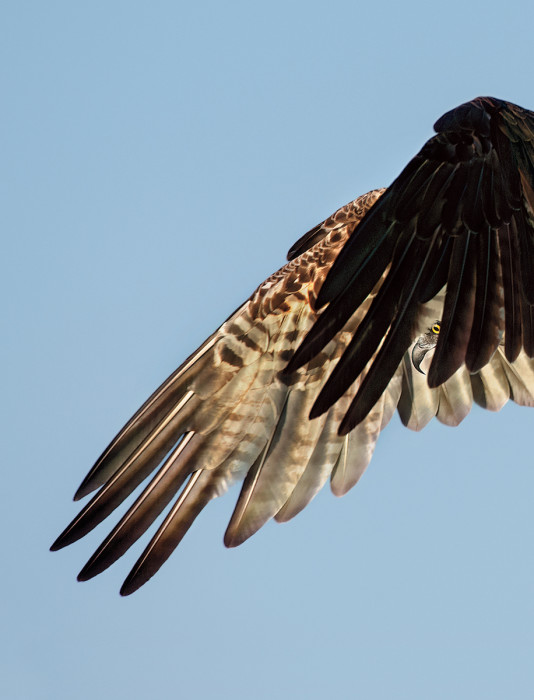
465,227 -> 503,372
51,394 -> 200,550
310,229 -> 420,418
338,236 -> 439,433
521,295 -> 534,358
77,433 -> 204,580
498,221 -> 522,361
73,340 -> 213,500
285,221 -> 396,374
119,470 -> 216,596
515,202 -> 534,303
428,232 -> 477,387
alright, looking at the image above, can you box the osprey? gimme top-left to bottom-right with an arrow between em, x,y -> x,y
52,96 -> 534,595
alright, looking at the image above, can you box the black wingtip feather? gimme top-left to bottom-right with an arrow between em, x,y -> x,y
427,232 -> 477,388
284,299 -> 354,375
464,228 -> 503,373
314,209 -> 395,310
50,524 -> 82,552
49,537 -> 64,553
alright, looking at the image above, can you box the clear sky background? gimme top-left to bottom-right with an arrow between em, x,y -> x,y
4,2 -> 534,699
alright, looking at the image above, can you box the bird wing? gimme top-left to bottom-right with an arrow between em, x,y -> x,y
53,98 -> 534,595
287,97 -> 534,434
53,190 -> 400,595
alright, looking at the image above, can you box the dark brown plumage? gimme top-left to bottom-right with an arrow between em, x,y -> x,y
53,98 -> 534,595
288,97 -> 534,432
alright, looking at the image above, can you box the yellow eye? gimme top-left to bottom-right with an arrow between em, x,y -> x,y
431,323 -> 441,334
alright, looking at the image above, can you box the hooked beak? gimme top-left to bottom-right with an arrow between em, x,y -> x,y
411,343 -> 431,375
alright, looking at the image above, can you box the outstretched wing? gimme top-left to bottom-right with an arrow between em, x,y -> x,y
53,97 -> 534,595
287,97 -> 534,434
53,190 -> 402,595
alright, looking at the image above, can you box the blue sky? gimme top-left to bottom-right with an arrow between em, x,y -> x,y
4,1 -> 534,698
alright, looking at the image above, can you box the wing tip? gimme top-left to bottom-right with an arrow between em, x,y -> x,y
50,528 -> 77,552
117,559 -> 157,596
119,576 -> 142,597
223,521 -> 254,549
73,477 -> 98,501
76,568 -> 93,583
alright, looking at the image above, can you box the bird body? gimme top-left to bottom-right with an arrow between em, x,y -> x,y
53,97 -> 534,595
